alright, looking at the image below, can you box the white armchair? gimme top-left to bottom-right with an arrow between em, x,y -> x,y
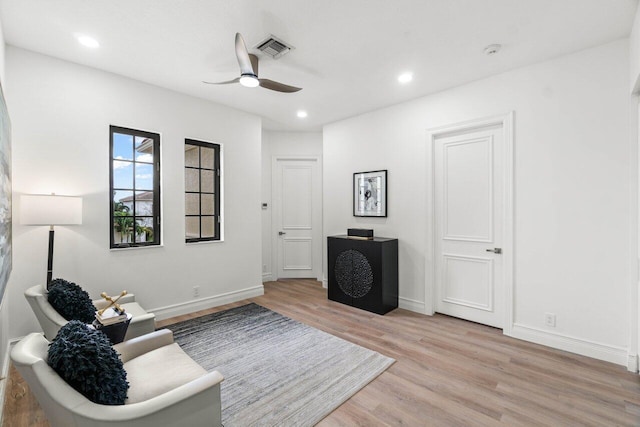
25,285 -> 156,341
11,329 -> 224,427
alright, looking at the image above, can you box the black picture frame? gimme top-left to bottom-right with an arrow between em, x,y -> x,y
353,170 -> 387,217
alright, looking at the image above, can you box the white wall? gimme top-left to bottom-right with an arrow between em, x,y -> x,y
631,4 -> 640,92
5,47 -> 263,340
0,19 -> 4,84
632,3 -> 640,372
323,39 -> 633,366
261,131 -> 322,281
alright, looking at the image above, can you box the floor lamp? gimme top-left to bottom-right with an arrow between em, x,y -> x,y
20,194 -> 83,289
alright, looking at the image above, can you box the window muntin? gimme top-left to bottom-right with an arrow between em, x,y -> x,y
185,139 -> 220,242
110,126 -> 160,248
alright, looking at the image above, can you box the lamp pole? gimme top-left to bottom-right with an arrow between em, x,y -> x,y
47,225 -> 55,287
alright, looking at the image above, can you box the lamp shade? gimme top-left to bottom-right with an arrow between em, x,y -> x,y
20,194 -> 83,225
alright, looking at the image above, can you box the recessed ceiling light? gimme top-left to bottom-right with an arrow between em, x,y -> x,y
297,110 -> 308,118
76,34 -> 100,49
398,72 -> 413,84
483,44 -> 502,55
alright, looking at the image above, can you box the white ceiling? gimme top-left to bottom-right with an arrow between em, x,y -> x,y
0,0 -> 637,131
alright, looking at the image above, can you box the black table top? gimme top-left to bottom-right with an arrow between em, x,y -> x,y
328,235 -> 397,242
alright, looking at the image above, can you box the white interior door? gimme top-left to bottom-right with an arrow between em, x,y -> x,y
434,124 -> 504,328
273,158 -> 321,279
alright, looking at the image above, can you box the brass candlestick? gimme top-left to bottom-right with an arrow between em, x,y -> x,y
97,290 -> 128,315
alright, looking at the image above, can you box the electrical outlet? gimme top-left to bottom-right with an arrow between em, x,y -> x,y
544,312 -> 556,327
193,286 -> 200,298
262,264 -> 267,273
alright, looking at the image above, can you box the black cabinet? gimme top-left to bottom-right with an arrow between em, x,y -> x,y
327,235 -> 398,315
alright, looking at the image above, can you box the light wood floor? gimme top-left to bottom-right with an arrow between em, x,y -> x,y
3,279 -> 640,426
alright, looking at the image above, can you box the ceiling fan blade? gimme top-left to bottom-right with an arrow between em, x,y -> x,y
258,78 -> 302,93
235,33 -> 255,75
202,77 -> 240,85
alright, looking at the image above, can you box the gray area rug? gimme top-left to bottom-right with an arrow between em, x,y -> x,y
169,303 -> 394,426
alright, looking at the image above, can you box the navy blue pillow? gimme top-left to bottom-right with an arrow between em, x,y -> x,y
48,320 -> 129,405
48,278 -> 96,323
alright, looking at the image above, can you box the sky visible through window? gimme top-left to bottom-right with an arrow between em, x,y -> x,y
112,133 -> 154,202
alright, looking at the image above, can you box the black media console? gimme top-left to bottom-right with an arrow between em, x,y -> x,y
327,235 -> 398,315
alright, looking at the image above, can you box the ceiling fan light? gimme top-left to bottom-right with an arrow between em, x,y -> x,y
239,75 -> 259,88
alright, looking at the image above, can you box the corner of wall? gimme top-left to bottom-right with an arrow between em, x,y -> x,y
630,2 -> 640,94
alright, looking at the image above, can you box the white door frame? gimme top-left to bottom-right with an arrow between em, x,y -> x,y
271,156 -> 323,281
426,112 -> 515,335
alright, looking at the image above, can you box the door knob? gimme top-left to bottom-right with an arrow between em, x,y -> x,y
486,248 -> 502,254
278,231 -> 286,236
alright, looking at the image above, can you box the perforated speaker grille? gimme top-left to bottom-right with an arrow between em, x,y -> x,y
334,249 -> 373,298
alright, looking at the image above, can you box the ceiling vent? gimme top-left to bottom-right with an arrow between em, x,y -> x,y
255,35 -> 294,59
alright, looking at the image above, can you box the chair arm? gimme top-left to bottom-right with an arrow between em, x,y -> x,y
113,329 -> 173,363
128,312 -> 155,325
24,288 -> 68,340
71,371 -> 224,426
11,333 -> 49,367
93,294 -> 136,310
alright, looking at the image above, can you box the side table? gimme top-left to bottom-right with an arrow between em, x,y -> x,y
92,312 -> 132,344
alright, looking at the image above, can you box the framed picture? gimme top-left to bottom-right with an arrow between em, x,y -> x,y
0,82 -> 11,305
353,170 -> 387,217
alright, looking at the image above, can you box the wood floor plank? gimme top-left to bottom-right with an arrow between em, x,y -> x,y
3,279 -> 640,426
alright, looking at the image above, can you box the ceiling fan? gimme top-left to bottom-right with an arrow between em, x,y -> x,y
203,33 -> 302,93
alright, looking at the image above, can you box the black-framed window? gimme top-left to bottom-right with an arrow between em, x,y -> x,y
185,139 -> 221,242
110,126 -> 161,248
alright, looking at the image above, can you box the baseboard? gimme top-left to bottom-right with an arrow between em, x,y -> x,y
262,273 -> 273,282
628,354 -> 639,373
322,279 -> 328,289
510,323 -> 629,368
0,343 -> 9,426
151,285 -> 264,321
398,297 -> 427,314
0,337 -> 21,426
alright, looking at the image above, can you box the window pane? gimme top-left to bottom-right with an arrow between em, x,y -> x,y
113,133 -> 133,161
184,139 -> 219,243
111,126 -> 161,248
201,194 -> 215,215
114,191 -> 133,213
113,217 -> 134,244
113,161 -> 133,189
135,137 -> 154,163
201,216 -> 215,238
185,144 -> 199,168
136,217 -> 155,243
135,163 -> 154,190
185,168 -> 199,192
135,191 -> 154,216
185,193 -> 199,215
186,217 -> 200,239
201,147 -> 215,169
201,170 -> 214,193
